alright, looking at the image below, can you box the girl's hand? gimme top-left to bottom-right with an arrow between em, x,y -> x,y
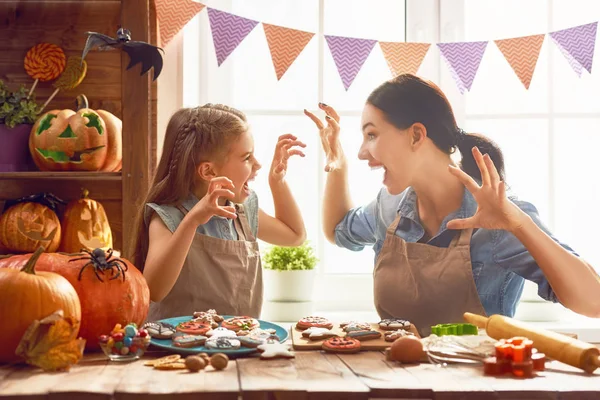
269,133 -> 306,185
447,147 -> 530,233
189,177 -> 237,225
304,103 -> 343,172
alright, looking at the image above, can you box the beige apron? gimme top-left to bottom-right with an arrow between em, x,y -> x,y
374,214 -> 486,336
147,203 -> 263,321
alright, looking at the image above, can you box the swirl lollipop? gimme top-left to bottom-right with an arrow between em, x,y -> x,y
39,56 -> 87,113
24,43 -> 66,99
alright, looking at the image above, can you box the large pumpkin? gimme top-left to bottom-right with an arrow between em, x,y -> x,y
60,189 -> 113,253
0,249 -> 149,350
0,202 -> 61,252
29,95 -> 122,172
0,247 -> 81,362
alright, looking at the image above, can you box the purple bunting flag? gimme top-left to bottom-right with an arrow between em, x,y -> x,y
207,7 -> 259,66
325,35 -> 377,90
437,41 -> 488,94
550,22 -> 597,77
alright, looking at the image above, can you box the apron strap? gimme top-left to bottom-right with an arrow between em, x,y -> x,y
176,204 -> 188,216
448,228 -> 473,248
234,204 -> 256,242
385,213 -> 403,236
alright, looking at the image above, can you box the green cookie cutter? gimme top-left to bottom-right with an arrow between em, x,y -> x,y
430,323 -> 478,336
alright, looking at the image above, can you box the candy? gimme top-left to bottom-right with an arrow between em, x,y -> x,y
120,347 -> 130,355
125,325 -> 137,338
112,332 -> 124,342
24,43 -> 66,98
124,337 -> 133,347
98,335 -> 109,343
39,56 -> 87,113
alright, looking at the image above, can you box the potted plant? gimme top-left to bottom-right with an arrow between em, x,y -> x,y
263,241 -> 317,303
0,80 -> 40,172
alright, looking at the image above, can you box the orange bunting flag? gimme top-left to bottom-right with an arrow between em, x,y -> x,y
156,0 -> 205,47
495,34 -> 545,89
379,42 -> 431,77
263,23 -> 315,80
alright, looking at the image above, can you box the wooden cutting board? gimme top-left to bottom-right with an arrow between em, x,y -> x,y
291,322 -> 420,351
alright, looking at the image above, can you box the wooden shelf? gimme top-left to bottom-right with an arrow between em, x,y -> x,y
0,172 -> 122,181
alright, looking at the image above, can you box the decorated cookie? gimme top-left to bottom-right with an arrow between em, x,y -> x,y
257,342 -> 295,359
379,319 -> 411,331
176,321 -> 212,335
142,322 -> 176,339
237,336 -> 264,348
296,316 -> 333,330
322,336 -> 362,353
301,327 -> 338,341
205,336 -> 241,350
247,328 -> 277,341
193,309 -> 224,328
222,316 -> 260,332
384,329 -> 415,342
206,327 -> 237,338
173,334 -> 207,348
346,330 -> 382,341
342,322 -> 372,332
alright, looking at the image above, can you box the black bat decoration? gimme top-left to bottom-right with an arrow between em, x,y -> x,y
82,28 -> 164,81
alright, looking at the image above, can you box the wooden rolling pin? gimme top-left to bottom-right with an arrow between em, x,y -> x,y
464,312 -> 600,374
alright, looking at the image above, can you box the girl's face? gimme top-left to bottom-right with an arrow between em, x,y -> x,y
358,104 -> 416,195
213,129 -> 262,203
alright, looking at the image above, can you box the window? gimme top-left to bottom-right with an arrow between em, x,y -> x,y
174,0 -> 600,316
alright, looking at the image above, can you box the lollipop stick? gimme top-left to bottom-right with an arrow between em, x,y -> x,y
39,88 -> 60,114
27,79 -> 39,99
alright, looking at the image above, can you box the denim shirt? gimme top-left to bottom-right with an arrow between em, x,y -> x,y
335,187 -> 578,317
145,191 -> 259,240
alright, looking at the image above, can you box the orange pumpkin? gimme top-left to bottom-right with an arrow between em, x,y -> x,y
0,249 -> 149,350
0,202 -> 61,252
60,189 -> 113,253
0,247 -> 81,362
29,95 -> 122,172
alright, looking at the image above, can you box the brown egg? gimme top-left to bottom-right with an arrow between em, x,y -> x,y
389,335 -> 424,363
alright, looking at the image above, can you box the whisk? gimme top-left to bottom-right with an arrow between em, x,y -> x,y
422,334 -> 497,367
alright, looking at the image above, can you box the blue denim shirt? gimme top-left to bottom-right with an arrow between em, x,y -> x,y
145,191 -> 259,240
335,187 -> 578,317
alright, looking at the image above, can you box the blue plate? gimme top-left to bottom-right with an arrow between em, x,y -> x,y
149,315 -> 288,357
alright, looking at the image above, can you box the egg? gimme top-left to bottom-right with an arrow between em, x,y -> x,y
389,335 -> 424,363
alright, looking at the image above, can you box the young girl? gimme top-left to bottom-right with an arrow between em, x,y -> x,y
134,104 -> 307,320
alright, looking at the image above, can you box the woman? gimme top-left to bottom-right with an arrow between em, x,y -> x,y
305,74 -> 600,334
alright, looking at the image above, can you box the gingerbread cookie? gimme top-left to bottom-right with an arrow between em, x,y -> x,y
379,318 -> 411,331
173,334 -> 207,348
346,330 -> 382,341
176,321 -> 212,335
384,329 -> 415,342
222,316 -> 260,332
301,327 -> 338,341
142,321 -> 176,339
205,336 -> 241,350
341,322 -> 372,332
206,327 -> 237,338
257,342 -> 295,359
322,336 -> 362,353
296,316 -> 333,330
193,309 -> 223,328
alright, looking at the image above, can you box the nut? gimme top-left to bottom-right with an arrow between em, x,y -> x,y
210,353 -> 229,370
185,356 -> 206,372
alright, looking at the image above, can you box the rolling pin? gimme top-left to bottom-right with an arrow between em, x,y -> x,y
464,312 -> 600,374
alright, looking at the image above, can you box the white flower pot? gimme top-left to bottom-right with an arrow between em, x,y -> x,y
263,269 -> 315,302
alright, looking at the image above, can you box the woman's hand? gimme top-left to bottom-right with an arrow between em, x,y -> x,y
447,147 -> 530,233
189,177 -> 237,225
269,134 -> 306,185
304,103 -> 343,172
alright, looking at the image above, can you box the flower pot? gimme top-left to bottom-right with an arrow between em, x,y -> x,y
263,269 -> 316,302
0,124 -> 35,172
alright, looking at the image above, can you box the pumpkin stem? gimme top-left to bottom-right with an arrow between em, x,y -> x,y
81,188 -> 89,199
75,95 -> 89,111
20,246 -> 45,275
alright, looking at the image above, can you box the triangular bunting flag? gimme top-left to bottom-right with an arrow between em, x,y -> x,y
550,22 -> 597,77
437,41 -> 488,94
325,35 -> 377,90
207,7 -> 260,66
379,42 -> 431,77
156,0 -> 205,47
263,24 -> 315,80
495,34 -> 545,89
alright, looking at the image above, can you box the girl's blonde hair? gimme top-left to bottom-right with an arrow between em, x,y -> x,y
132,104 -> 248,270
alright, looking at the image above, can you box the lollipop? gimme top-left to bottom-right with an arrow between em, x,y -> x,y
39,56 -> 87,113
24,43 -> 66,99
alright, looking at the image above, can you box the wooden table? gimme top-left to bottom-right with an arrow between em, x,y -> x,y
1,348 -> 599,400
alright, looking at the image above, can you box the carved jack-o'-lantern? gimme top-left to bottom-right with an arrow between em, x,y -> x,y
29,95 -> 122,172
59,189 -> 113,253
0,202 -> 61,253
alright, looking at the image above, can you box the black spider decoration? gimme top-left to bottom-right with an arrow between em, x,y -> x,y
3,192 -> 66,213
69,248 -> 128,282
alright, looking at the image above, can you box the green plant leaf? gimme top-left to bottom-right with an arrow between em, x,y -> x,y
263,241 -> 318,271
0,79 -> 42,128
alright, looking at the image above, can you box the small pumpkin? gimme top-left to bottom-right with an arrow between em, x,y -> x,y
0,249 -> 149,350
60,189 -> 113,253
0,201 -> 61,253
29,95 -> 122,172
0,247 -> 82,363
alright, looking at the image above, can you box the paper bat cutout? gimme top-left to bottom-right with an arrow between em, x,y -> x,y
81,28 -> 164,81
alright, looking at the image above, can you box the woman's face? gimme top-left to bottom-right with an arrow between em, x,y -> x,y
358,104 -> 416,195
